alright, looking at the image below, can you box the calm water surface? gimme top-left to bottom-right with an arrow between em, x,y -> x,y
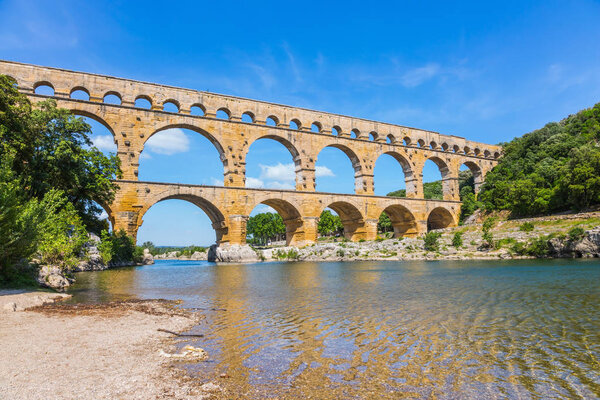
68,259 -> 600,399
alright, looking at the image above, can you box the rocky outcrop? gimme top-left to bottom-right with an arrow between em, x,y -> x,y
37,265 -> 74,291
73,233 -> 105,272
208,244 -> 259,263
154,251 -> 207,261
548,228 -> 600,258
142,249 -> 154,265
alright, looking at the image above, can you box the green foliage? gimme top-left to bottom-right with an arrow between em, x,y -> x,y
99,230 -> 140,264
568,227 -> 585,242
377,211 -> 392,233
273,248 -> 299,260
423,231 -> 442,251
336,249 -> 345,257
387,181 -> 443,200
451,232 -> 463,248
247,212 -> 286,245
510,236 -> 552,257
519,222 -> 535,232
480,103 -> 600,216
481,217 -> 497,249
318,210 -> 343,237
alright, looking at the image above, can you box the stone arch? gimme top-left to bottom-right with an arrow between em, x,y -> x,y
69,109 -> 117,138
386,134 -> 396,144
144,124 -> 226,167
350,128 -> 360,139
266,115 -> 279,126
103,91 -> 122,105
251,198 -> 303,245
321,201 -> 365,241
460,160 -> 484,193
190,103 -> 206,116
70,86 -> 90,100
162,99 -> 180,113
134,94 -> 152,109
316,143 -> 364,194
216,107 -> 231,120
138,193 -> 227,243
441,142 -> 449,151
427,207 -> 455,231
423,155 -> 455,200
376,151 -> 417,197
245,134 -> 302,187
311,121 -> 322,133
403,136 -> 412,146
381,204 -> 418,237
33,81 -> 54,95
289,118 -> 302,130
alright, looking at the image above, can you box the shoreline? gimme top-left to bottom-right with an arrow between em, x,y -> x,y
0,290 -> 223,399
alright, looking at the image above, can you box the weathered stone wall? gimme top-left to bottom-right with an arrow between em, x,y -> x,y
0,60 -> 501,245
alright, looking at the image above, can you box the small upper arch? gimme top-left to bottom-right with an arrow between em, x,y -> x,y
134,95 -> 152,109
289,118 -> 302,130
103,91 -> 122,105
417,139 -> 425,148
369,131 -> 378,141
265,115 -> 279,126
216,107 -> 231,120
190,103 -> 206,116
386,134 -> 396,144
241,111 -> 255,123
484,149 -> 491,158
332,125 -> 341,136
350,128 -> 360,139
311,121 -> 322,133
33,81 -> 55,96
441,142 -> 449,151
403,136 -> 412,146
162,99 -> 180,113
463,146 -> 471,155
70,86 -> 90,101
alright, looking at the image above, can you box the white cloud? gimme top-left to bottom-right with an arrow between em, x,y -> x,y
209,177 -> 223,186
92,135 -> 117,152
401,63 -> 441,87
145,128 -> 190,155
246,177 -> 264,188
139,152 -> 152,160
259,162 -> 295,182
315,165 -> 335,177
268,181 -> 295,190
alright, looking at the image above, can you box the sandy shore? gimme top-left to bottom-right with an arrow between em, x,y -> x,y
0,290 -> 219,400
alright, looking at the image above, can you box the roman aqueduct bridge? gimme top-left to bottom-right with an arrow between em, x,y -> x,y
1,60 -> 502,246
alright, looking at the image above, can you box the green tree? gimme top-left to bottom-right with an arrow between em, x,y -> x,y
423,231 -> 442,251
377,212 -> 392,233
318,210 -> 343,237
246,212 -> 286,245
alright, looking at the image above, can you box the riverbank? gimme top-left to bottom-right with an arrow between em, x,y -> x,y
0,290 -> 222,399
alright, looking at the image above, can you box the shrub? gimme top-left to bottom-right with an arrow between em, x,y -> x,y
375,236 -> 384,242
274,248 -> 300,260
519,222 -> 534,232
336,249 -> 345,257
451,232 -> 463,248
423,232 -> 442,251
99,230 -> 139,264
568,227 -> 585,242
481,217 -> 497,249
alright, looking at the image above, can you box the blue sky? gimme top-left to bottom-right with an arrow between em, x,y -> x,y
2,0 -> 599,246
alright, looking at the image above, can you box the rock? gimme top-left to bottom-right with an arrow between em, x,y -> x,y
37,265 -> 73,291
208,244 -> 259,263
159,345 -> 208,360
200,382 -> 221,392
3,302 -> 17,312
190,251 -> 207,260
142,248 -> 154,265
548,228 -> 600,258
73,233 -> 107,272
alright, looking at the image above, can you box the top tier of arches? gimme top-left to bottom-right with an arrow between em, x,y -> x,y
3,60 -> 502,160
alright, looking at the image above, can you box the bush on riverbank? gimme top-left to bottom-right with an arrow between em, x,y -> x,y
99,230 -> 143,265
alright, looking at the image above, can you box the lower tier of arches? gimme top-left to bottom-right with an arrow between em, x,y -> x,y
109,180 -> 461,246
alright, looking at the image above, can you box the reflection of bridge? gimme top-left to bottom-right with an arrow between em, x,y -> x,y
1,60 -> 501,245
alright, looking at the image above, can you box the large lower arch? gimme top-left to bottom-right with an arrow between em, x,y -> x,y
316,144 -> 364,194
69,108 -> 117,138
138,194 -> 227,244
427,207 -> 456,231
251,198 -> 304,245
381,204 -> 418,237
322,201 -> 366,241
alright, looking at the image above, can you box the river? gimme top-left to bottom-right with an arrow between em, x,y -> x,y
67,259 -> 600,399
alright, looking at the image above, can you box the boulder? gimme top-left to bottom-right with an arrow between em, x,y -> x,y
190,251 -> 208,260
37,266 -> 73,291
548,228 -> 600,258
142,248 -> 154,265
73,233 -> 107,271
208,244 -> 259,263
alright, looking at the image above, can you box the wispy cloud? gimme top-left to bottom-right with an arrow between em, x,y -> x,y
92,135 -> 117,152
145,129 -> 190,155
401,63 -> 441,87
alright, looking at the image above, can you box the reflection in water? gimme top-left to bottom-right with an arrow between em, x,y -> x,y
69,259 -> 600,398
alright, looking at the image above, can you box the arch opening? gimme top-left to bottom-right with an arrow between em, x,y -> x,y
315,144 -> 359,194
403,137 -> 412,146
378,205 -> 418,238
134,96 -> 152,109
369,132 -> 377,141
247,199 -> 302,246
103,92 -> 122,105
216,108 -> 230,120
139,126 -> 224,185
190,104 -> 205,116
311,122 -> 321,133
241,112 -> 254,123
70,87 -> 90,101
138,196 -> 225,247
332,126 -> 341,136
34,82 -> 54,96
320,202 -> 365,241
422,157 -> 449,200
386,134 -> 395,144
289,119 -> 301,130
163,100 -> 179,113
265,116 -> 278,126
350,129 -> 360,139
375,152 -> 413,197
427,207 -> 455,231
245,136 -> 300,190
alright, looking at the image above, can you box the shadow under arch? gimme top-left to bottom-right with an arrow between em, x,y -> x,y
427,207 -> 455,231
321,201 -> 365,241
138,193 -> 227,244
251,198 -> 303,245
381,204 -> 418,237
377,151 -> 416,197
316,143 -> 363,193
